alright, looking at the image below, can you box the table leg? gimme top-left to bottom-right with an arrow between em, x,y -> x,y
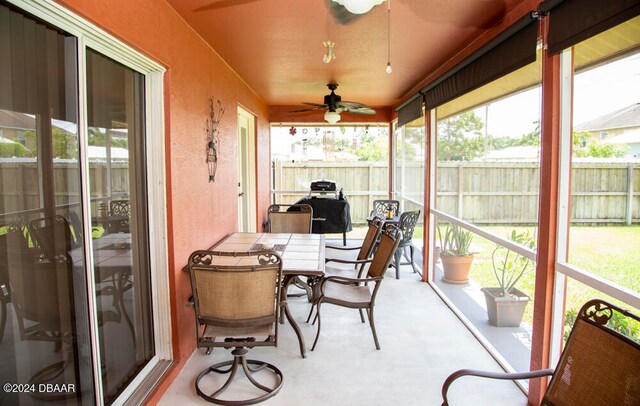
280,275 -> 306,358
343,231 -> 346,246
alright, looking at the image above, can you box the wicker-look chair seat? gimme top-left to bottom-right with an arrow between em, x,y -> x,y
203,323 -> 274,338
322,282 -> 373,307
441,298 -> 640,406
188,250 -> 284,405
311,225 -> 401,351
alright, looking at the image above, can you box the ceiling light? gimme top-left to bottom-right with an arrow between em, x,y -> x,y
324,110 -> 341,124
332,0 -> 385,14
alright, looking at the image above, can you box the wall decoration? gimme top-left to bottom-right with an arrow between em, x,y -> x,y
206,97 -> 225,182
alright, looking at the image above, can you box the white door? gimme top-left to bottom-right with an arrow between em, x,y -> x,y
237,107 -> 256,231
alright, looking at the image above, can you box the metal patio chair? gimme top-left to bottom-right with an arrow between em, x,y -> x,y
188,250 -> 284,405
267,203 -> 313,234
441,298 -> 640,405
311,225 -> 401,351
391,210 -> 421,279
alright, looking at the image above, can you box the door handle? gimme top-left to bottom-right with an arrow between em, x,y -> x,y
238,192 -> 245,197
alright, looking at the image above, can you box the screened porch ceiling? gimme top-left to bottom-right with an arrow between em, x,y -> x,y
164,0 -> 525,109
165,2 -> 640,122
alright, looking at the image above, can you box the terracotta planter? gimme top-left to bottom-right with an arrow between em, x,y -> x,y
440,254 -> 474,284
481,287 -> 531,327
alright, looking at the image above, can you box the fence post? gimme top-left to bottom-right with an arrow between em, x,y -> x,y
368,163 -> 373,214
626,164 -> 634,225
457,163 -> 464,219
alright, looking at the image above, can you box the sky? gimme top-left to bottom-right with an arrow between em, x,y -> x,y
479,52 -> 640,139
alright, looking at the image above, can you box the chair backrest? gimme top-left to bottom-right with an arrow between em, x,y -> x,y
110,200 -> 130,218
367,225 -> 402,278
68,210 -> 84,241
543,299 -> 640,406
0,223 -> 29,296
398,210 -> 421,244
29,215 -> 77,258
9,251 -> 74,335
188,250 -> 282,333
371,200 -> 400,218
268,204 -> 313,234
358,216 -> 384,261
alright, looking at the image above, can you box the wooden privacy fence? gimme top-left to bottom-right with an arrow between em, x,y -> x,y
272,160 -> 640,225
0,160 -> 129,219
2,160 -> 637,225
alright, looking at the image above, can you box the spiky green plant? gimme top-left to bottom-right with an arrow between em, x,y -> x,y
491,229 -> 536,296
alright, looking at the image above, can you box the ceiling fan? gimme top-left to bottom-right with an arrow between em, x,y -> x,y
290,83 -> 376,124
194,0 -> 384,25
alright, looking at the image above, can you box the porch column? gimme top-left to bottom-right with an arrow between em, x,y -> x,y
529,16 -> 561,405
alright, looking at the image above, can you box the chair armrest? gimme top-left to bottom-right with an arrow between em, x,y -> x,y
325,258 -> 372,265
441,368 -> 554,406
320,275 -> 382,292
326,245 -> 361,251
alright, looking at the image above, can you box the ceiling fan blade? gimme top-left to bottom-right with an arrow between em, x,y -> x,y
290,104 -> 328,113
345,107 -> 376,115
326,0 -> 364,25
193,0 -> 263,12
338,101 -> 369,108
398,0 -> 507,29
302,102 -> 328,108
336,101 -> 376,114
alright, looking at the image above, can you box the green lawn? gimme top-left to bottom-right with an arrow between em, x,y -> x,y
337,223 -> 638,328
465,225 -> 640,326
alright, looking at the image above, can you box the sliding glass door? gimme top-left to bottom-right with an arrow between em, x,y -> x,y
0,2 -> 160,404
86,49 -> 154,403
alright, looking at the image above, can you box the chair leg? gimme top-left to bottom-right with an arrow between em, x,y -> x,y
394,250 -> 400,279
409,245 -> 418,274
306,304 -> 315,323
311,303 -> 322,351
0,299 -> 7,343
195,347 -> 284,405
367,306 -> 381,350
359,309 -> 365,323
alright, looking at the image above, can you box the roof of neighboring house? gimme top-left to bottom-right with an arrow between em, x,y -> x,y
575,103 -> 640,132
604,129 -> 640,145
0,136 -> 20,144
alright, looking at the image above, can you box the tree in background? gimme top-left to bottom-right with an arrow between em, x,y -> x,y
0,140 -> 32,157
437,111 -> 484,161
489,122 -> 540,150
573,131 -> 628,158
343,127 -> 389,161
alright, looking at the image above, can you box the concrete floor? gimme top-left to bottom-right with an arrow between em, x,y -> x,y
159,240 -> 528,406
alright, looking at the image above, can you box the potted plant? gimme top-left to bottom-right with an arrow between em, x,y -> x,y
438,222 -> 474,284
482,229 -> 535,327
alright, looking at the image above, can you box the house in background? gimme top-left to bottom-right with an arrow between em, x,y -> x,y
574,103 -> 640,158
575,102 -> 640,139
606,129 -> 640,158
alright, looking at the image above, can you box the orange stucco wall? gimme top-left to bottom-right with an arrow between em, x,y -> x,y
55,0 -> 271,401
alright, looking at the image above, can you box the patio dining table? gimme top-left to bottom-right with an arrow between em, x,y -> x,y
211,232 -> 325,358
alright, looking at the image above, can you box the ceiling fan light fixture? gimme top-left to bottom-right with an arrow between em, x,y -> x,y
332,0 -> 385,14
324,110 -> 341,124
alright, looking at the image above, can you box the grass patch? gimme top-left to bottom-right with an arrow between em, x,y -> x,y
465,225 -> 640,326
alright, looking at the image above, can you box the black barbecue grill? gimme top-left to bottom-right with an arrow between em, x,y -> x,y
295,180 -> 352,245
